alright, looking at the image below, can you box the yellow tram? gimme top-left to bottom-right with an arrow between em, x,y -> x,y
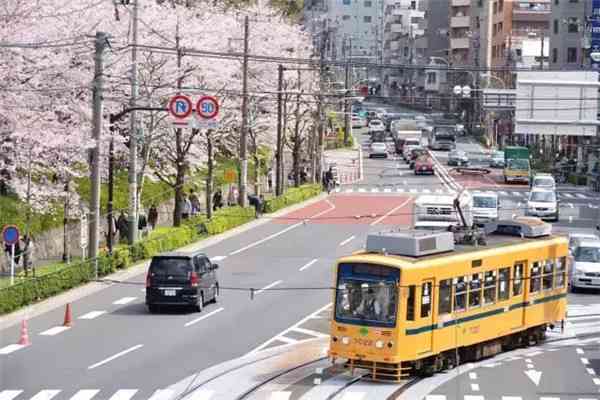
329,219 -> 568,381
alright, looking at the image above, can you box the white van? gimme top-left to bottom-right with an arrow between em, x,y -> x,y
413,192 -> 473,230
472,192 -> 499,225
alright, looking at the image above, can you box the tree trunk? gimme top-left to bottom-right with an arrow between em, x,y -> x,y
173,164 -> 184,227
293,91 -> 301,188
206,131 -> 213,220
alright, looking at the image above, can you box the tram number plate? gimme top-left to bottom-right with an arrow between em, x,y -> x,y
164,289 -> 176,296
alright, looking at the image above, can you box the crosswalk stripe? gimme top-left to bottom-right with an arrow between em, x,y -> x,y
563,193 -> 574,198
501,397 -> 522,400
383,188 -> 391,193
107,390 -> 138,400
269,392 -> 291,400
435,189 -> 442,194
423,189 -> 431,193
30,390 -> 61,400
511,192 -> 522,197
185,390 -> 215,400
39,326 -> 70,336
576,193 -> 587,199
341,393 -> 366,400
78,311 -> 107,320
69,390 -> 100,400
424,396 -> 446,400
499,191 -> 508,196
358,188 -> 366,193
113,297 -> 137,305
409,189 -> 417,193
148,389 -> 174,400
0,344 -> 26,355
371,188 -> 379,193
464,396 -> 484,400
0,391 -> 23,400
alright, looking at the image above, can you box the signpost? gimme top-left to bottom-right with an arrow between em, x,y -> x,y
224,169 -> 237,184
2,225 -> 20,285
591,0 -> 600,69
166,95 -> 220,129
80,213 -> 88,260
168,95 -> 193,128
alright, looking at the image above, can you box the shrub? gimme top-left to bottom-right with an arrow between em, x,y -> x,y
263,184 -> 321,213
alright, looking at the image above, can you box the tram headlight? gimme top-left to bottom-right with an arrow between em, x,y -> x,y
375,340 -> 384,349
341,336 -> 351,345
387,341 -> 394,348
332,336 -> 338,342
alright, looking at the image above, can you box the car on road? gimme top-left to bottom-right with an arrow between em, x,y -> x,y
369,142 -> 388,158
403,143 -> 421,162
351,115 -> 367,129
146,251 -> 219,313
447,150 -> 469,166
526,188 -> 559,221
569,233 -> 600,255
489,151 -> 505,168
408,147 -> 427,169
472,192 -> 499,225
368,119 -> 385,132
571,240 -> 600,291
531,174 -> 556,191
414,155 -> 434,175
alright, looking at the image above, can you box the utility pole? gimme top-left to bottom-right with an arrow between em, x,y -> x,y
276,64 -> 284,196
107,133 -> 115,254
239,15 -> 249,207
88,31 -> 107,261
127,0 -> 140,244
539,32 -> 545,70
206,130 -> 213,220
316,20 -> 327,184
344,59 -> 351,146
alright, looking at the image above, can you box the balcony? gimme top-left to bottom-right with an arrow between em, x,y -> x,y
512,2 -> 551,22
391,23 -> 403,33
450,15 -> 470,28
451,37 -> 469,49
451,0 -> 470,5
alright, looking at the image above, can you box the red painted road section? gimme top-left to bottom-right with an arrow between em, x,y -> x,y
275,195 -> 414,226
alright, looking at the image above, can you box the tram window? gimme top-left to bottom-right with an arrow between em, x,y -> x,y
542,260 -> 554,290
468,274 -> 482,308
439,279 -> 452,315
530,262 -> 542,293
421,282 -> 432,318
555,257 -> 566,288
483,271 -> 497,305
498,267 -> 510,301
454,276 -> 467,312
406,285 -> 416,321
513,263 -> 524,296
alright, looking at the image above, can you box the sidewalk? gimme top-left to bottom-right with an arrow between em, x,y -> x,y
324,128 -> 362,185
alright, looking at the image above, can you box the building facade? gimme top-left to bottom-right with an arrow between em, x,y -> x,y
549,0 -> 591,70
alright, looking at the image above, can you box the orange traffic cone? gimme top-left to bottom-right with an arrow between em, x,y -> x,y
63,303 -> 72,327
18,319 -> 30,346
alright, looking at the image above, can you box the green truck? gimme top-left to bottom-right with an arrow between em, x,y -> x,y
503,146 -> 530,184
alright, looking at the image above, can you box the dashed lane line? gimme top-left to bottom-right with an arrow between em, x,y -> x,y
184,307 -> 225,327
339,235 -> 355,246
87,344 -> 144,370
39,326 -> 71,336
113,297 -> 137,305
255,280 -> 283,295
78,311 -> 107,320
299,258 -> 319,272
0,344 -> 26,355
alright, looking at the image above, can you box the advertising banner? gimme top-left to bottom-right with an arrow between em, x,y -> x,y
591,0 -> 600,69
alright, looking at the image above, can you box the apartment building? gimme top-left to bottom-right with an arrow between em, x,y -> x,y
549,0 -> 590,69
450,0 -> 472,68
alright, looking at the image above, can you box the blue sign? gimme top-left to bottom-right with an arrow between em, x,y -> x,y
2,225 -> 19,245
591,0 -> 600,69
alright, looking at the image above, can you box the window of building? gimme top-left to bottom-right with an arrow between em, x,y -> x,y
439,279 -> 452,315
568,18 -> 579,33
498,22 -> 503,33
427,72 -> 437,84
499,0 -> 504,11
569,0 -> 578,2
555,257 -> 566,288
530,262 -> 542,293
363,15 -> 372,23
364,0 -> 372,6
483,271 -> 497,305
342,15 -> 351,20
410,0 -> 416,9
493,24 -> 497,37
454,276 -> 467,312
343,0 -> 351,4
555,0 -> 559,4
552,48 -> 558,63
493,1 -> 498,14
421,282 -> 432,318
406,285 -> 415,321
513,263 -> 524,296
554,19 -> 559,34
469,273 -> 482,308
516,48 -> 522,57
498,267 -> 510,301
478,0 -> 483,6
404,46 -> 409,57
543,260 -> 554,290
567,47 -> 577,63
476,16 -> 481,29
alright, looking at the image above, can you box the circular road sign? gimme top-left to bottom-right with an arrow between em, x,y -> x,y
2,225 -> 20,245
196,96 -> 220,120
168,95 -> 193,119
453,85 -> 462,96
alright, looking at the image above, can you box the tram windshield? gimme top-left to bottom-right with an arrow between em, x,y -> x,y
334,263 -> 399,328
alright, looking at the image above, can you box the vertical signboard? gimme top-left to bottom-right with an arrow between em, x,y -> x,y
591,0 -> 600,69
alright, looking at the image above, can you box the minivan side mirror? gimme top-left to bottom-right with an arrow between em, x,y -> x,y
212,263 -> 219,270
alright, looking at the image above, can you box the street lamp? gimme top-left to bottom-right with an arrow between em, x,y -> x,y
453,85 -> 472,98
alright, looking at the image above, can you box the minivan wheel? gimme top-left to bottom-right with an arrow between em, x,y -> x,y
213,284 -> 219,303
195,293 -> 204,312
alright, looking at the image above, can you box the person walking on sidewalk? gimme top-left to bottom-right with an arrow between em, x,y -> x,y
117,211 -> 128,243
148,204 -> 158,230
213,189 -> 223,211
181,195 -> 192,220
189,189 -> 201,215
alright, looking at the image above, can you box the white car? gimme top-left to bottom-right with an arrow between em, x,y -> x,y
571,240 -> 600,291
569,233 -> 600,254
351,115 -> 367,128
531,174 -> 556,191
369,142 -> 388,158
368,119 -> 385,132
526,189 -> 559,221
472,192 -> 499,225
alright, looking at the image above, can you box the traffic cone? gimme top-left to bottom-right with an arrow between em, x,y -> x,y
63,303 -> 72,327
18,319 -> 30,346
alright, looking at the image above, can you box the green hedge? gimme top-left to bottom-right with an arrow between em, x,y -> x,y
263,184 -> 322,213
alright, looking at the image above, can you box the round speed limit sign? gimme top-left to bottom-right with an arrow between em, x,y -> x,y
196,96 -> 219,120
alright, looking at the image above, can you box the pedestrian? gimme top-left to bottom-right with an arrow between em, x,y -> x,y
22,234 -> 34,276
148,204 -> 158,230
4,240 -> 21,268
267,169 -> 273,192
181,194 -> 192,219
227,186 -> 237,206
138,208 -> 148,238
325,167 -> 334,193
213,189 -> 223,211
117,211 -> 128,243
189,189 -> 201,215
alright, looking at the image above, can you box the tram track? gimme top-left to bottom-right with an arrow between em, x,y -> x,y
324,373 -> 370,400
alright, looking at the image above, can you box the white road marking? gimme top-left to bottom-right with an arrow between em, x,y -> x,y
468,372 -> 477,380
113,297 -> 137,305
184,307 -> 225,327
256,280 -> 283,295
582,357 -> 590,365
107,390 -> 138,400
383,188 -> 391,193
482,362 -> 502,368
435,189 -> 442,194
576,193 -> 587,199
0,344 -> 26,355
464,396 -> 484,400
276,336 -> 298,344
230,200 -> 335,256
339,235 -> 355,246
148,390 -> 174,400
70,390 -> 100,400
511,192 -> 521,197
370,197 -> 412,226
539,397 -> 560,400
341,393 -> 365,400
88,344 -> 144,370
0,391 -> 23,400
568,203 -> 574,208
525,358 -> 532,363
370,188 -> 379,193
210,256 -> 227,262
594,378 -> 600,386
29,390 -> 61,400
299,259 -> 319,271
358,188 -> 366,193
39,326 -> 71,336
577,348 -> 585,354
185,390 -> 214,400
423,189 -> 431,193
313,378 -> 322,385
526,363 -> 534,369
563,193 -> 574,198
588,368 -> 596,375
524,370 -> 542,386
470,383 -> 480,391
269,392 -> 291,400
78,311 -> 107,320
409,188 -> 417,193
291,327 -> 329,338
499,191 -> 508,196
501,397 -> 522,400
424,396 -> 446,400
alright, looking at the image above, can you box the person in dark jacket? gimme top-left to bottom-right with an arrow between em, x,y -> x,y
213,189 -> 223,211
148,205 -> 158,230
117,211 -> 129,243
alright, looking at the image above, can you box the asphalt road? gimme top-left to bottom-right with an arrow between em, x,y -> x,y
2,101 -> 600,400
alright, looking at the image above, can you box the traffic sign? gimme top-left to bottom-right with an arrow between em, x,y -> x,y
80,214 -> 88,249
224,169 -> 237,184
168,95 -> 193,119
2,225 -> 19,245
196,96 -> 219,119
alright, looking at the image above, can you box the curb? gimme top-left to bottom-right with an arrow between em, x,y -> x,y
0,192 -> 329,331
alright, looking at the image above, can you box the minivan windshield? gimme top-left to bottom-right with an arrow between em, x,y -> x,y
150,257 -> 192,276
533,177 -> 554,187
575,246 -> 600,263
530,191 -> 556,203
473,196 -> 497,209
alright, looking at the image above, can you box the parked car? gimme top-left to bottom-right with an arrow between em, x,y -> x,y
489,151 -> 505,168
531,173 -> 556,191
369,142 -> 388,158
414,155 -> 434,175
447,150 -> 469,166
526,188 -> 559,221
571,240 -> 600,292
146,251 -> 219,313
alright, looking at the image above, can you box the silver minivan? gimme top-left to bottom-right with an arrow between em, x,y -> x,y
472,193 -> 499,225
